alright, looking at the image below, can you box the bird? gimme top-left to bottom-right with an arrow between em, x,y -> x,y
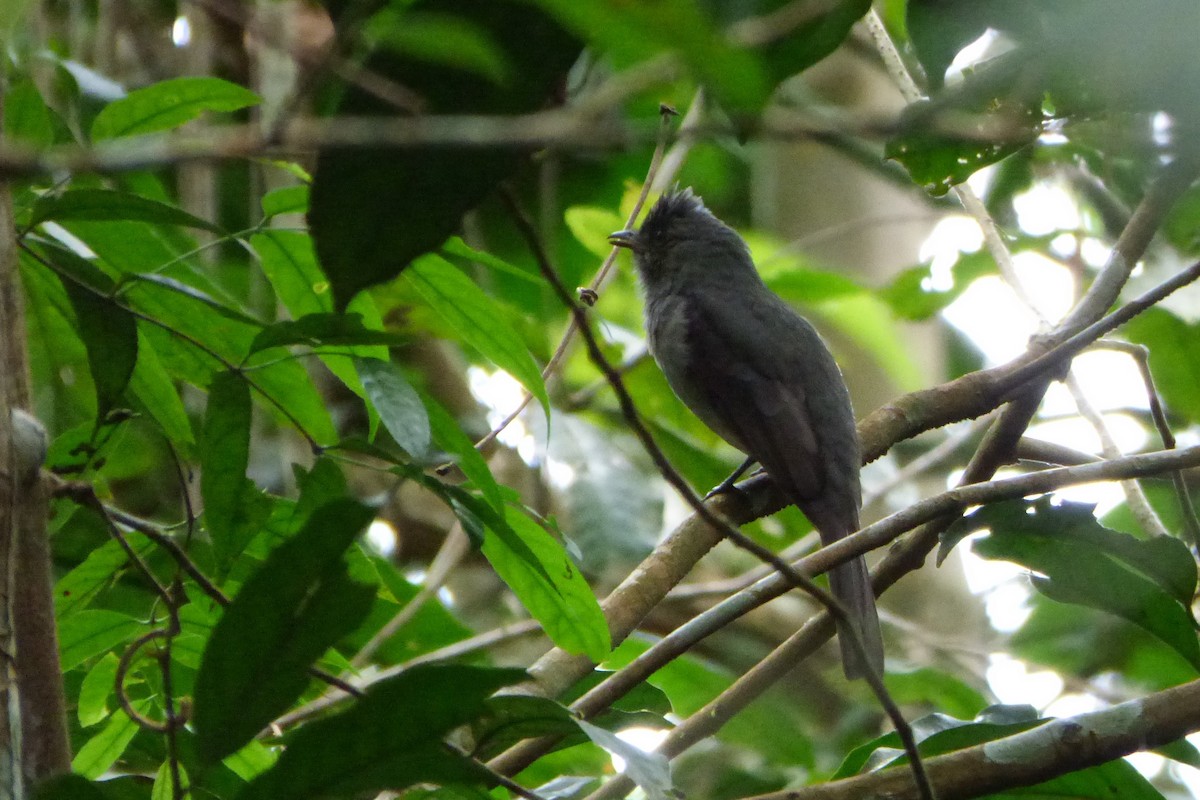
608,188 -> 884,680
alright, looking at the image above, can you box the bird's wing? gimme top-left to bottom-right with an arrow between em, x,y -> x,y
682,291 -> 828,503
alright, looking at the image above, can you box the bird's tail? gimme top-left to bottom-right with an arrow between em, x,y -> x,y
829,556 -> 884,681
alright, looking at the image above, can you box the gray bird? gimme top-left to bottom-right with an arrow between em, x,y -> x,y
609,188 -> 884,680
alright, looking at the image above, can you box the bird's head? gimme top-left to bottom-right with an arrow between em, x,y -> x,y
608,188 -> 752,289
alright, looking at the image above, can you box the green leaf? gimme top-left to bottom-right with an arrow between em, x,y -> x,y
878,249 -> 995,321
238,665 -> 526,800
907,0 -> 995,88
91,76 -> 260,140
201,370 -> 256,565
128,272 -> 266,328
470,695 -> 580,759
948,498 -> 1200,671
251,231 -> 334,316
1156,737 -> 1200,768
50,247 -> 138,417
193,498 -> 378,763
58,610 -> 143,672
72,705 -> 144,779
355,357 -> 432,458
30,189 -> 223,232
406,254 -> 548,415
482,507 -> 610,662
77,653 -> 119,728
424,393 -> 503,512
758,0 -> 873,81
21,250 -> 96,420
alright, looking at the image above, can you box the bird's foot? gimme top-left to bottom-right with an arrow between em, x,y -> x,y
705,457 -> 757,500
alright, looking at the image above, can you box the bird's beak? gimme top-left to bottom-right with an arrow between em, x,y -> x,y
608,229 -> 639,251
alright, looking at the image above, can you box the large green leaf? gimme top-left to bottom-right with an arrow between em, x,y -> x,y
945,498 -> 1200,670
238,665 -> 526,799
482,507 -> 610,662
193,498 -> 377,763
91,76 -> 260,140
755,0 -> 873,82
309,0 -> 581,309
406,254 -> 548,415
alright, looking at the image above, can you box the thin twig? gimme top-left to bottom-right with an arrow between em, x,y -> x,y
1108,340 -> 1200,547
349,521 -> 469,669
1064,370 -> 1168,537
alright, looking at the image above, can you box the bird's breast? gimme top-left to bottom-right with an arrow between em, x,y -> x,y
645,294 -> 746,451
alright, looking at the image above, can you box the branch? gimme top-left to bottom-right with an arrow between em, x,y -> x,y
491,443 -> 1200,776
746,677 -> 1200,800
0,109 -> 1038,180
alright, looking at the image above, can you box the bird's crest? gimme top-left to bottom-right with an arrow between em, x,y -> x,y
640,186 -> 713,237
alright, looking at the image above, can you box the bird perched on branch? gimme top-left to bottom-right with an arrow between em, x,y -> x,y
609,188 -> 883,679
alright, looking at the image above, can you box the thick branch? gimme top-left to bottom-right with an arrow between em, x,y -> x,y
747,677 -> 1200,800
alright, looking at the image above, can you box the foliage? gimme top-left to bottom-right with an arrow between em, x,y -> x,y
3,1 -> 1200,799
